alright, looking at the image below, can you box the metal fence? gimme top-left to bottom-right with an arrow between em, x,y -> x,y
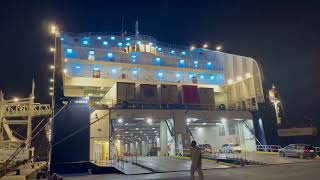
256,145 -> 282,152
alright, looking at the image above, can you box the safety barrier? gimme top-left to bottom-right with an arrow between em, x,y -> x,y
257,145 -> 282,152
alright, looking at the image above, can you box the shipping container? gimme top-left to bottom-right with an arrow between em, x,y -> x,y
136,84 -> 159,104
159,84 -> 178,104
198,88 -> 215,108
116,82 -> 136,103
179,85 -> 199,104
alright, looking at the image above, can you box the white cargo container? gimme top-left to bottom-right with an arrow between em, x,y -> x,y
116,82 -> 136,103
136,84 -> 159,104
198,88 -> 215,108
159,84 -> 178,104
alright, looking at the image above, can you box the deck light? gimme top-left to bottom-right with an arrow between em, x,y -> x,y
216,45 -> 222,51
221,118 -> 227,124
107,53 -> 113,58
203,44 -> 208,48
118,118 -> 123,123
97,36 -> 101,40
50,24 -> 59,35
49,47 -> 55,52
67,49 -> 73,53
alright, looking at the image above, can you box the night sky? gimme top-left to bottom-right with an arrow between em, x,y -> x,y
1,0 -> 319,124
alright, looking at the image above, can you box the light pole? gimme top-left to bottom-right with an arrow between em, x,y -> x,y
48,23 -> 59,173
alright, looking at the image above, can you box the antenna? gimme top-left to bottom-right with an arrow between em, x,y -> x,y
135,20 -> 139,37
121,16 -> 125,36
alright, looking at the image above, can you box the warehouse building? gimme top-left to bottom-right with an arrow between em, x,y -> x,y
51,30 -> 265,173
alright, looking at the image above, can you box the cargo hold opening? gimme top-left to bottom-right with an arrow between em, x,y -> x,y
187,118 -> 257,154
110,117 -> 175,158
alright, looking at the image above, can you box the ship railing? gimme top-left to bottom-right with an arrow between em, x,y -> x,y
111,101 -> 255,112
61,32 -> 189,51
256,145 -> 282,152
63,49 -> 224,71
64,68 -> 224,86
0,141 -> 23,149
3,104 -> 51,117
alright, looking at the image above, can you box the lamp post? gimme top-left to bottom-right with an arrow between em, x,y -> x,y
48,23 -> 60,174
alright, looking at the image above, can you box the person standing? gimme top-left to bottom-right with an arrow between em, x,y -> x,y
190,140 -> 204,180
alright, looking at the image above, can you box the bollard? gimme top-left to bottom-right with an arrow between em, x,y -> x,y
240,158 -> 245,167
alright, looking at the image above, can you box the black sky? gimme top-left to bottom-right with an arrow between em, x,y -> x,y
1,0 -> 320,123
